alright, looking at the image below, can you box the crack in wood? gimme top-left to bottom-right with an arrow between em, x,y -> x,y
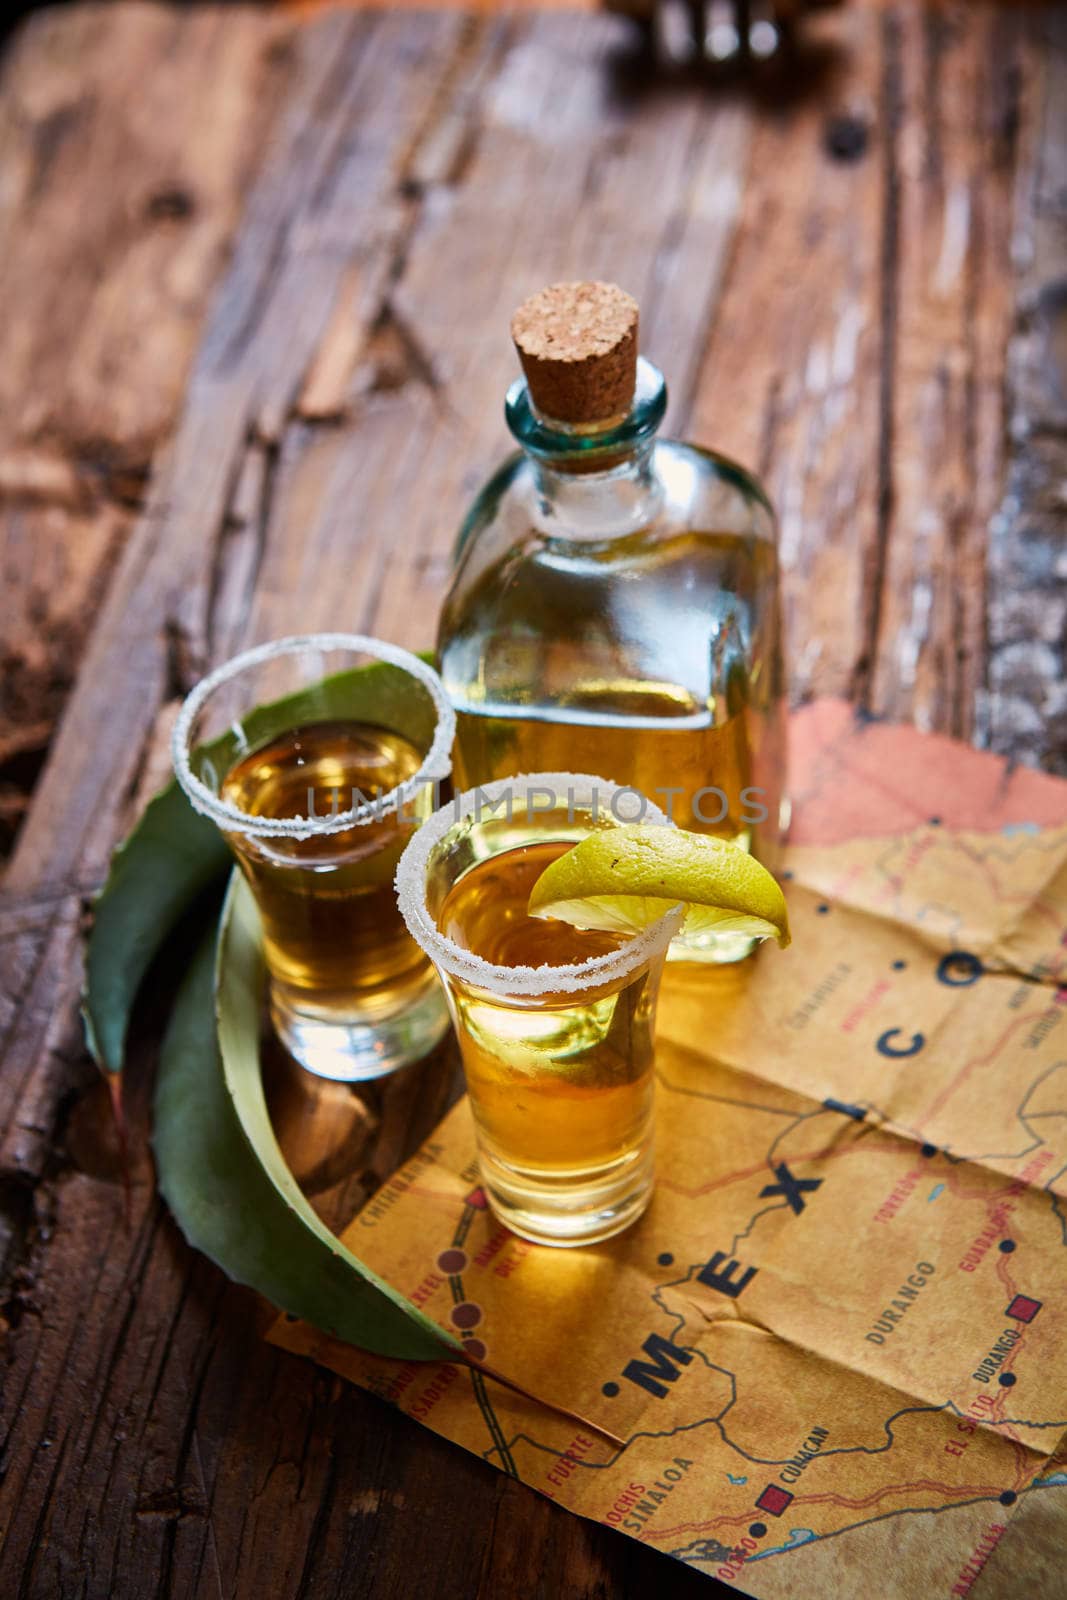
207,437 -> 277,665
397,13 -> 509,192
981,8 -> 1067,774
852,5 -> 902,714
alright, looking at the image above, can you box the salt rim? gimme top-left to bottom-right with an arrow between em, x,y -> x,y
394,772 -> 685,996
171,634 -> 455,840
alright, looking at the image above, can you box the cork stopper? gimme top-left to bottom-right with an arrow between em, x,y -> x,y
511,281 -> 639,425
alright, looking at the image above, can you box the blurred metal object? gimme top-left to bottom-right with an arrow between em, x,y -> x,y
605,0 -> 844,68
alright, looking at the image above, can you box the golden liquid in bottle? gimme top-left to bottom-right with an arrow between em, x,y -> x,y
446,529 -> 785,862
221,720 -> 431,1020
455,691 -> 767,846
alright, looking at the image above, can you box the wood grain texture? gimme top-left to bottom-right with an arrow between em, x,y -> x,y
688,0 -> 885,705
981,4 -> 1067,773
687,0 -> 1032,733
0,3 -> 1063,1597
867,2 -> 1022,738
0,5 -> 298,851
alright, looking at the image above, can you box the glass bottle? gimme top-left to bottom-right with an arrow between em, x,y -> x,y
436,282 -> 787,962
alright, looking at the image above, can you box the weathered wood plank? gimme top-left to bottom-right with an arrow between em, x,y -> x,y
1,5 -> 1063,1599
688,0 -> 1042,759
0,5 -> 299,850
980,5 -> 1067,774
0,498 -> 127,857
0,6 -> 288,458
869,2 -> 1023,738
688,0 -> 886,706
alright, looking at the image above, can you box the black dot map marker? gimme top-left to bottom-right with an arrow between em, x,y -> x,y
749,1522 -> 767,1539
999,1240 -> 1016,1254
602,1381 -> 620,1398
999,1372 -> 1017,1388
1000,1491 -> 1017,1507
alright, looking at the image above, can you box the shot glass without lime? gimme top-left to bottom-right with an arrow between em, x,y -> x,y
172,633 -> 454,1081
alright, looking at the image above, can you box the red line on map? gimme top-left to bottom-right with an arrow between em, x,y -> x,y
947,837 -> 1037,910
656,1139 -> 902,1200
793,1480 -> 1007,1512
1007,1435 -> 1038,1488
994,1251 -> 1017,1303
919,1010 -> 1051,1128
646,1480 -> 1008,1544
942,1169 -> 1008,1204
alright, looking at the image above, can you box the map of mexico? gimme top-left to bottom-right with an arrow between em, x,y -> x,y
271,702 -> 1067,1598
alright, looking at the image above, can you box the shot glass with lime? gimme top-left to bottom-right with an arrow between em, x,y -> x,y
396,774 -> 789,1246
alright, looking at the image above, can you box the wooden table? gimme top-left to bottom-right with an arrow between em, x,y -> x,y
2,3 -> 1065,1594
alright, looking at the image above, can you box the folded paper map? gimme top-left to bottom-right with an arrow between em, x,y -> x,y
270,701 -> 1067,1598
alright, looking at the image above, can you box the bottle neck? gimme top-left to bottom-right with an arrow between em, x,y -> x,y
530,442 -> 661,540
505,357 -> 668,541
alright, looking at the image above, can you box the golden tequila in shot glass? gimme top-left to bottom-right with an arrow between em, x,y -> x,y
395,774 -> 682,1245
173,634 -> 454,1082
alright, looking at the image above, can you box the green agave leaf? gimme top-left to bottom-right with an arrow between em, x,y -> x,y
83,782 -> 230,1075
238,658 -> 440,759
84,653 -> 436,1076
155,888 -> 457,1360
204,876 -> 460,1363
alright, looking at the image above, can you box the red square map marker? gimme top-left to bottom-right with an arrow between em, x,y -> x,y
1005,1295 -> 1042,1324
755,1485 -> 794,1517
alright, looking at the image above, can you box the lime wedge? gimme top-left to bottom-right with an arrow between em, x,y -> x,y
527,826 -> 790,948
